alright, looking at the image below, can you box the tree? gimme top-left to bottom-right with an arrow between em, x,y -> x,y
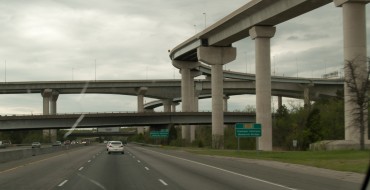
303,108 -> 322,149
344,57 -> 370,150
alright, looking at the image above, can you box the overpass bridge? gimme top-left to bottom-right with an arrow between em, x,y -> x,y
66,131 -> 136,137
169,0 -> 369,150
0,112 -> 254,130
0,76 -> 343,110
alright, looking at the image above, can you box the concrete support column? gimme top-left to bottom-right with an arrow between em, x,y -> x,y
303,87 -> 310,108
137,87 -> 148,113
162,99 -> 172,112
190,84 -> 201,143
223,95 -> 229,128
250,26 -> 276,151
197,46 -> 236,149
137,87 -> 148,134
335,0 -> 369,142
172,61 -> 200,142
277,96 -> 283,110
41,89 -> 52,115
49,90 -> 59,142
171,102 -> 179,112
41,89 -> 53,142
50,90 -> 59,115
223,95 -> 229,112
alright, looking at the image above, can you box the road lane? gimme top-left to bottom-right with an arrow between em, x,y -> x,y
0,144 -> 104,190
126,144 -> 361,190
59,149 -> 181,190
127,145 -> 294,190
0,143 -> 363,190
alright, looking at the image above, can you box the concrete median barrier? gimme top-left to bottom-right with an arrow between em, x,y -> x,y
0,145 -> 82,163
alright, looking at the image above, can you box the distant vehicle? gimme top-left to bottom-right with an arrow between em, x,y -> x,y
71,140 -> 76,144
0,140 -> 11,148
52,141 -> 62,146
81,138 -> 91,145
31,142 -> 41,148
103,140 -> 108,144
107,141 -> 124,154
64,140 -> 71,145
0,141 -> 5,149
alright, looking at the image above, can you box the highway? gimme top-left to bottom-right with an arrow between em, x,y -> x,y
0,144 -> 362,190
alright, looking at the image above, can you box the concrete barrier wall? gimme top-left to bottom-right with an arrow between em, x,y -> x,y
0,145 -> 83,163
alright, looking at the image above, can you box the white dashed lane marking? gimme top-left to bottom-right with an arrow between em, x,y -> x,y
159,179 -> 168,186
78,167 -> 84,171
58,180 -> 68,187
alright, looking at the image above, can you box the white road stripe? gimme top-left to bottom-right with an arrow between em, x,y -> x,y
145,167 -> 149,170
159,179 -> 168,186
138,147 -> 297,190
88,160 -> 91,163
79,167 -> 84,171
137,160 -> 141,163
58,180 -> 68,187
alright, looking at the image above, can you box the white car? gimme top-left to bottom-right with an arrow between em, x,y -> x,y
106,141 -> 112,151
107,141 -> 124,154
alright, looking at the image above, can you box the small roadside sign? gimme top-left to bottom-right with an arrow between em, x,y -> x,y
235,123 -> 261,137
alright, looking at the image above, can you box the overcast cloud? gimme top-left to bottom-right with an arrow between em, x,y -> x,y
0,1 -> 369,115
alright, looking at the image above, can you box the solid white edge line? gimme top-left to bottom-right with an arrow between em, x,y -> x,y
79,167 -> 84,171
58,180 -> 68,187
138,147 -> 297,190
159,179 -> 168,186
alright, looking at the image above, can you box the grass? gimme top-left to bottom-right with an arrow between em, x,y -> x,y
161,146 -> 370,174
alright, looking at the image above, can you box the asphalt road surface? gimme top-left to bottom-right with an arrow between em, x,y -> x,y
0,143 -> 363,190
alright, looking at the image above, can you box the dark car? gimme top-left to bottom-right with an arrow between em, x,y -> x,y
52,141 -> 62,146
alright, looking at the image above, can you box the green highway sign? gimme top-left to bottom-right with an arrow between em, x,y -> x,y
235,123 -> 261,137
150,129 -> 169,138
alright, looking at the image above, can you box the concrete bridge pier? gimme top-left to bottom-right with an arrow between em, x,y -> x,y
171,102 -> 179,112
302,84 -> 313,109
162,99 -> 172,112
137,87 -> 148,113
172,61 -> 200,142
223,95 -> 229,128
249,26 -> 276,151
277,96 -> 283,110
49,90 -> 59,142
335,0 -> 370,145
41,89 -> 54,142
197,46 -> 236,149
50,90 -> 59,115
137,87 -> 148,134
190,84 -> 201,143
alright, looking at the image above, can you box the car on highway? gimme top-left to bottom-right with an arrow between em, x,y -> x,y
106,141 -> 112,151
107,141 -> 124,154
64,140 -> 71,145
31,142 -> 41,148
52,141 -> 62,146
0,140 -> 11,148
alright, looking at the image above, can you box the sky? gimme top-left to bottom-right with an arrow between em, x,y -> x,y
0,0 -> 369,115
